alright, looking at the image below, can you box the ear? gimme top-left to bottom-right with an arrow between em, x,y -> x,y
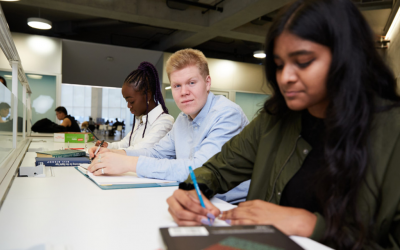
146,90 -> 153,102
205,75 -> 211,92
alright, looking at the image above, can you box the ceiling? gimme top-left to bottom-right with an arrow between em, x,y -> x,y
0,0 -> 394,65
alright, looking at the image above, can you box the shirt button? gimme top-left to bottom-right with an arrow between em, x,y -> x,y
277,192 -> 281,196
303,149 -> 309,155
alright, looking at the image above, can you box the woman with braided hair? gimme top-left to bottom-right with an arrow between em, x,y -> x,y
91,62 -> 174,151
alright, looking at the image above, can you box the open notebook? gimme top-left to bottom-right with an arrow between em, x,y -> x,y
76,164 -> 179,190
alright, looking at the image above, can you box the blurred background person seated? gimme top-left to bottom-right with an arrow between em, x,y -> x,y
0,76 -> 7,87
55,106 -> 81,132
0,102 -> 10,123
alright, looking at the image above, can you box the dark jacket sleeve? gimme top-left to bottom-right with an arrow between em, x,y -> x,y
181,112 -> 274,198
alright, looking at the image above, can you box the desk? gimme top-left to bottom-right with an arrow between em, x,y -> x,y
0,138 -> 332,250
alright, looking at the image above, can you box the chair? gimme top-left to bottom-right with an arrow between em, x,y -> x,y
98,125 -> 105,135
107,125 -> 113,136
117,125 -> 123,138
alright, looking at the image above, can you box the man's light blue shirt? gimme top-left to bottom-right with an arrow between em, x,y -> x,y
125,92 -> 250,203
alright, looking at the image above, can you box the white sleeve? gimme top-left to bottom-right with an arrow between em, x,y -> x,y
107,130 -> 133,149
125,114 -> 174,150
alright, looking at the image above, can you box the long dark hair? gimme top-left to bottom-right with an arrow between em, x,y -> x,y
264,0 -> 400,249
124,62 -> 168,144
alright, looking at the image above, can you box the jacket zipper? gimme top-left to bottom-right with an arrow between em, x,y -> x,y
268,135 -> 301,202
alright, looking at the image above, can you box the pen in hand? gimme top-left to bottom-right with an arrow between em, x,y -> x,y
188,166 -> 213,226
91,140 -> 104,160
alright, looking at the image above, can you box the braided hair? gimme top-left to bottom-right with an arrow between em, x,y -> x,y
125,62 -> 169,145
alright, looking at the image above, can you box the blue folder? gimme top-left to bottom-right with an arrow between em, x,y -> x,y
75,167 -> 179,190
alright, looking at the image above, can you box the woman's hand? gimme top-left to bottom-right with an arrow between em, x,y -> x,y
95,140 -> 109,148
87,152 -> 138,175
220,200 -> 317,237
167,189 -> 220,226
88,146 -> 111,159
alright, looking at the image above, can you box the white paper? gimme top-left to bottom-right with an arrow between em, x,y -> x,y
81,164 -> 177,185
210,197 -> 237,212
168,227 -> 209,237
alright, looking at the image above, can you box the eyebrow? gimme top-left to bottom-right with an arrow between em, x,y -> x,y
274,50 -> 315,59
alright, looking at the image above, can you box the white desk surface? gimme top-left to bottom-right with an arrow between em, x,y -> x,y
0,138 -> 332,250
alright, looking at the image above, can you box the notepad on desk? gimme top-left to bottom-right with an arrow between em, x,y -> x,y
76,164 -> 179,190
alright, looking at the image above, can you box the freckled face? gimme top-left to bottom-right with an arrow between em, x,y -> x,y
169,65 -> 211,119
274,31 -> 332,118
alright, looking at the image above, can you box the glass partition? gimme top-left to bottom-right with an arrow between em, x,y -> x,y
16,90 -> 25,147
0,70 -> 56,126
235,92 -> 270,121
0,82 -> 13,165
28,74 -> 56,125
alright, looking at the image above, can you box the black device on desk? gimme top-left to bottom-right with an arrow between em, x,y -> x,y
160,225 -> 304,250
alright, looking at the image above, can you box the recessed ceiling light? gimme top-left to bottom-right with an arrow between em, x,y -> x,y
27,17 -> 52,30
0,0 -> 21,2
165,86 -> 171,90
27,74 -> 43,79
4,75 -> 12,78
253,50 -> 266,59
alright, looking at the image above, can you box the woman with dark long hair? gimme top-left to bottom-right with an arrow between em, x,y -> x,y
166,0 -> 400,249
89,62 -> 173,153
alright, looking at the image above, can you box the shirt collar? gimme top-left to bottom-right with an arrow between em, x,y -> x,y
136,104 -> 164,125
184,92 -> 215,125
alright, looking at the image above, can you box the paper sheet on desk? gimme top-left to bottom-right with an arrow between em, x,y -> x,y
80,164 -> 177,185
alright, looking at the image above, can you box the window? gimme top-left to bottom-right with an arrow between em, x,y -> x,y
61,84 -> 91,123
101,87 -> 127,124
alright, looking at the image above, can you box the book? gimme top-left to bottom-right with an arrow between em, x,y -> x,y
35,157 -> 91,166
36,149 -> 86,158
75,165 -> 179,190
160,225 -> 304,250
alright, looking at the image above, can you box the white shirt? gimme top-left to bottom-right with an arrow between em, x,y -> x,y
107,105 -> 174,150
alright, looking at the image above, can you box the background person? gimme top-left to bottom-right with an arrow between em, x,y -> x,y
166,0 -> 400,249
88,49 -> 250,203
93,62 -> 174,150
0,102 -> 10,123
88,117 -> 96,132
0,76 -> 6,88
55,106 -> 81,132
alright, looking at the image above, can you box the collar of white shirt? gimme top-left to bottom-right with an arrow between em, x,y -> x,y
135,104 -> 164,126
183,92 -> 215,127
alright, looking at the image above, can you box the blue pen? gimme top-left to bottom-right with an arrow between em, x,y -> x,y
189,166 -> 212,226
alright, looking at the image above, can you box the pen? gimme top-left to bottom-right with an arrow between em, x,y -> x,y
188,166 -> 212,226
91,140 -> 104,160
87,128 -> 100,141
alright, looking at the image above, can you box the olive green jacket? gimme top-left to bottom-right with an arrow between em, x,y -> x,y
184,106 -> 400,249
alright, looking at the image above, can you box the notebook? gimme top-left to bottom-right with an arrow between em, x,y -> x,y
160,225 -> 304,250
36,149 -> 86,158
76,164 -> 179,190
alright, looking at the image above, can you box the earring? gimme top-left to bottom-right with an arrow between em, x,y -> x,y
147,101 -> 149,105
